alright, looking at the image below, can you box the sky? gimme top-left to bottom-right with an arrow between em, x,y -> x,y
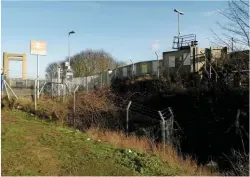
1,0 -> 228,78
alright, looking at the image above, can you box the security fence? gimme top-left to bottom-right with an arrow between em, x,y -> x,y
48,71 -> 113,96
2,77 -> 46,97
6,78 -> 46,89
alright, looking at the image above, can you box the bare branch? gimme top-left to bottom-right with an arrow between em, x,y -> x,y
213,0 -> 250,48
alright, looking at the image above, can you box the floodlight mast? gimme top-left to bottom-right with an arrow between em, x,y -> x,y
174,9 -> 184,50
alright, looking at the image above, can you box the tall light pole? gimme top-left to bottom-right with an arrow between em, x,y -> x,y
67,31 -> 75,93
68,31 -> 75,68
174,9 -> 184,50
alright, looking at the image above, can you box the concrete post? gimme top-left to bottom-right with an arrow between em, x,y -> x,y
158,111 -> 166,153
126,101 -> 132,136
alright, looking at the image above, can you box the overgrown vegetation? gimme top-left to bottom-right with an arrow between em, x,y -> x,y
109,75 -> 249,175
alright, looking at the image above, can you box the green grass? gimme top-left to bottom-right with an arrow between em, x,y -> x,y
2,109 -> 182,176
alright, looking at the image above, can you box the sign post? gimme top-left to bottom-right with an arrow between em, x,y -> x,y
30,40 -> 47,100
37,54 -> 39,99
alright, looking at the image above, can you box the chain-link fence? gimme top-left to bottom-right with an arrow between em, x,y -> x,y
45,72 -> 112,97
2,78 -> 46,98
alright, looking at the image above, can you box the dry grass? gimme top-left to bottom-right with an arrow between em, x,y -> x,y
86,127 -> 220,176
72,89 -> 115,112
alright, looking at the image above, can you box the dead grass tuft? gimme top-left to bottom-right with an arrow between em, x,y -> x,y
86,127 -> 219,176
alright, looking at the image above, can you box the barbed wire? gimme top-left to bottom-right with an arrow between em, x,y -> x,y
130,108 -> 160,120
130,102 -> 158,114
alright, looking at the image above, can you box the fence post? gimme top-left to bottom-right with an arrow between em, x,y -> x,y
100,73 -> 103,88
4,80 -> 10,100
34,79 -> 37,112
73,85 -> 80,128
4,80 -> 18,99
168,107 -> 174,137
165,119 -> 171,146
158,111 -> 166,153
126,101 -> 132,136
57,66 -> 61,96
38,82 -> 47,98
86,76 -> 88,93
51,78 -> 54,98
73,85 -> 80,115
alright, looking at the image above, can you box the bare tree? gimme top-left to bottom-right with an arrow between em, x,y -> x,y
212,0 -> 249,51
45,62 -> 62,80
210,0 -> 249,82
71,49 -> 117,77
45,49 -> 127,79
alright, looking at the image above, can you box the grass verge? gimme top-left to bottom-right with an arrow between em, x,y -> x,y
2,94 -> 220,176
2,109 -> 187,176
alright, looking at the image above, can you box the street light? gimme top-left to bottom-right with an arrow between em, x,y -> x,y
68,30 -> 75,67
66,30 -> 75,94
174,9 -> 184,49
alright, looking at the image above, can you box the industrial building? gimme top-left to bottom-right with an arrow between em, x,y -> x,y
162,46 -> 228,76
113,59 -> 163,78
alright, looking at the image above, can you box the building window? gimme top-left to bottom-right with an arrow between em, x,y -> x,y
169,56 -> 175,67
183,53 -> 191,65
142,63 -> 148,73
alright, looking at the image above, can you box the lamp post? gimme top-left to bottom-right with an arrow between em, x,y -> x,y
67,31 -> 75,93
68,31 -> 75,68
174,9 -> 184,50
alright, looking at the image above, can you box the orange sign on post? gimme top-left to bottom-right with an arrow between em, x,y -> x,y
30,40 -> 47,56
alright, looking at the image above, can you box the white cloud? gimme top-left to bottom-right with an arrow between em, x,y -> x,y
151,40 -> 160,51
